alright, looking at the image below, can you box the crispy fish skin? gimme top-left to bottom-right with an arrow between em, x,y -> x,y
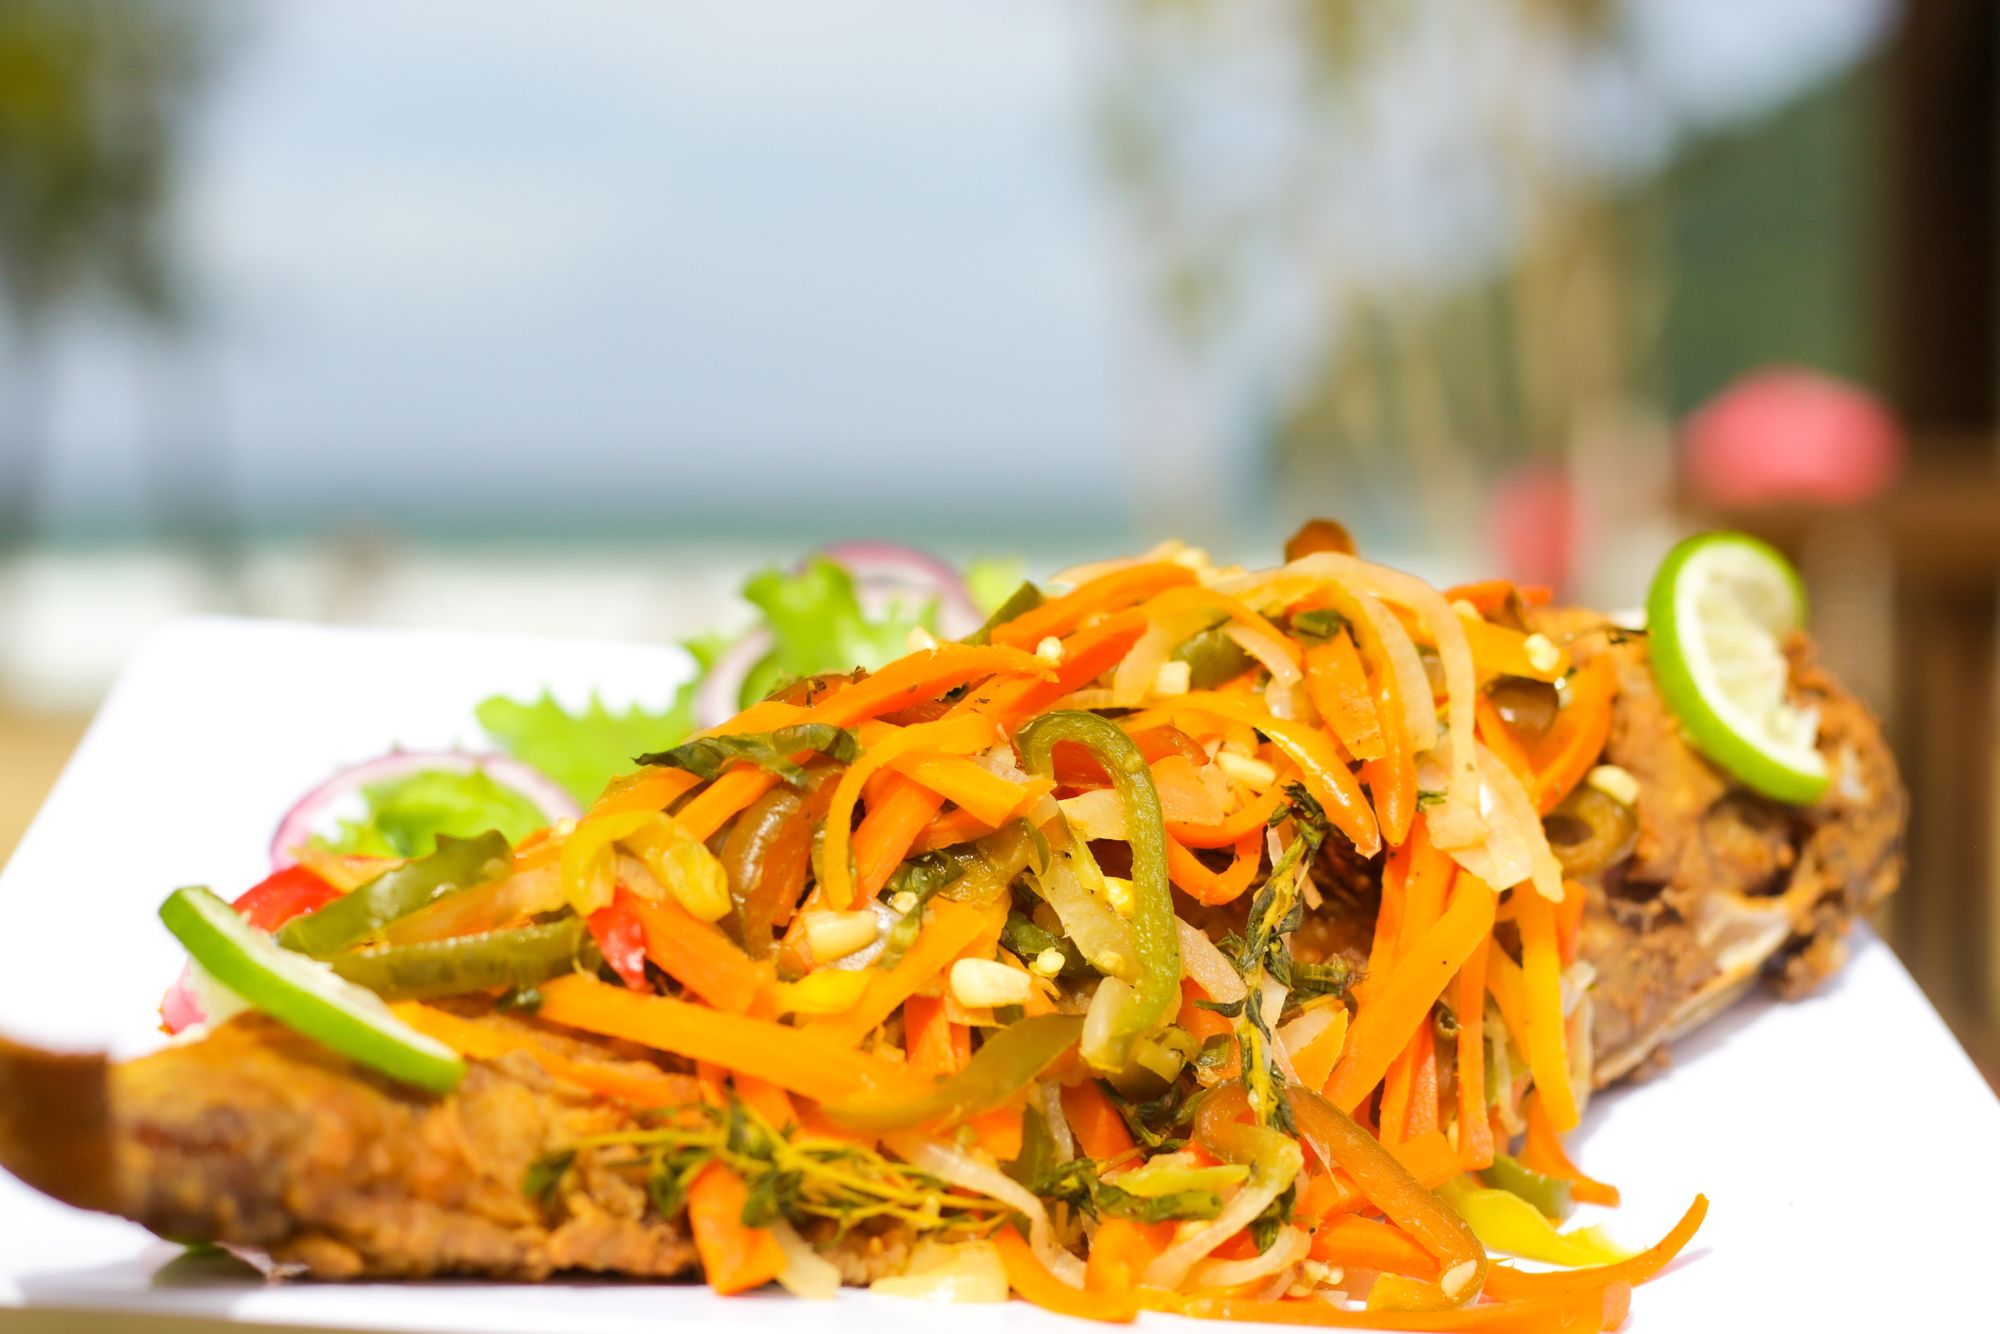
3,1013 -> 700,1279
1545,614 -> 1904,1083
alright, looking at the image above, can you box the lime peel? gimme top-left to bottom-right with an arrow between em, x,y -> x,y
1645,532 -> 1828,805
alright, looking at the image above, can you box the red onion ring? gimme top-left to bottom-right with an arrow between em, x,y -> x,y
692,627 -> 776,732
816,540 -> 981,638
269,750 -> 580,869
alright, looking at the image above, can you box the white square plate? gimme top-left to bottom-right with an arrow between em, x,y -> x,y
3,616 -> 1997,1332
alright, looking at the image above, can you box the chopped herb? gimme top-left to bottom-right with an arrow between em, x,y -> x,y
523,1149 -> 575,1207
636,723 -> 859,789
1416,788 -> 1447,810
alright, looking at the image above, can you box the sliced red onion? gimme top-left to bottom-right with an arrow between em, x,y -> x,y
817,540 -> 981,638
159,964 -> 205,1035
269,750 -> 580,869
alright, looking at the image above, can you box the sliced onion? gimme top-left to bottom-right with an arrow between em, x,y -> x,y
1177,917 -> 1247,1004
818,540 -> 982,639
769,1218 -> 843,1299
1261,979 -> 1299,1085
1058,789 -> 1127,841
1110,621 -> 1179,707
1278,1000 -> 1345,1060
1187,1224 -> 1310,1291
692,627 -> 775,731
1030,840 -> 1136,979
1225,623 -> 1306,721
1420,748 -> 1562,901
1040,1083 -> 1077,1161
1141,1148 -> 1298,1290
870,1239 -> 1009,1303
270,751 -> 580,869
885,1133 -> 1085,1288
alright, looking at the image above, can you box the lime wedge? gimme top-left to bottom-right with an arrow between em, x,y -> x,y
159,886 -> 464,1094
1645,532 -> 1828,805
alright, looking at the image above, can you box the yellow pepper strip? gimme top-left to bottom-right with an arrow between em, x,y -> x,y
1515,889 -> 1579,1131
559,811 -> 652,915
1437,1177 -> 1632,1268
1147,690 -> 1380,857
535,973 -> 921,1103
803,896 -> 1007,1048
772,969 -> 875,1016
822,714 -> 1004,909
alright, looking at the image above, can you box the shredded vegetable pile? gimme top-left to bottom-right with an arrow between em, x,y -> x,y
162,528 -> 1713,1330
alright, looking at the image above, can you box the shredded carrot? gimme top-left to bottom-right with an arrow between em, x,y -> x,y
1303,631 -> 1385,761
687,1163 -> 787,1295
1307,1216 -> 1438,1279
535,974 -> 918,1103
1394,822 -> 1453,956
990,561 -> 1197,650
995,1225 -> 1138,1323
980,610 -> 1147,722
1530,653 -> 1615,814
1147,1284 -> 1621,1330
1455,937 -> 1495,1171
913,805 -> 998,853
1522,1090 -> 1620,1206
623,891 -> 770,1013
1378,1032 -> 1417,1144
1355,838 -> 1412,1010
1459,616 -> 1569,684
1165,829 -> 1264,906
851,773 -> 946,898
821,713 -> 1003,909
391,1002 -> 703,1108
1165,785 -> 1288,848
587,767 -> 702,820
1156,691 -> 1380,857
1061,1078 -> 1136,1162
1554,877 -> 1588,968
1177,978 -> 1239,1079
1086,1218 -> 1172,1296
1360,663 -> 1417,846
802,896 -> 1006,1047
732,1074 -> 796,1131
1516,889 -> 1579,1131
1289,1006 -> 1348,1093
1324,875 -> 1497,1112
1482,1195 -> 1706,1301
970,1100 -> 1026,1160
1404,1023 -> 1439,1139
1474,694 -> 1535,790
1443,579 -> 1554,614
902,993 -> 968,1074
892,752 -> 1043,827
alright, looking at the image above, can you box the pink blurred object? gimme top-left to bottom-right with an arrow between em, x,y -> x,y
1683,368 -> 1906,507
1492,462 -> 1575,591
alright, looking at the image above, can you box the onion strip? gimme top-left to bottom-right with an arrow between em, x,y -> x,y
885,1132 -> 1085,1288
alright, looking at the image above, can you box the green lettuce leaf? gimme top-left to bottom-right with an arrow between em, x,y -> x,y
734,557 -> 935,708
315,769 -> 547,859
475,635 -> 721,804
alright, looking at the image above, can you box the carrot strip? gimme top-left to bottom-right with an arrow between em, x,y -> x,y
1303,631 -> 1385,761
1394,821 -> 1453,956
1455,937 -> 1494,1171
624,891 -> 770,1013
1517,889 -> 1579,1131
970,1100 -> 1026,1160
733,1074 -> 796,1131
1360,663 -> 1417,846
1405,1023 -> 1439,1139
1177,979 -> 1239,1079
822,714 -> 1003,909
687,1163 -> 787,1295
902,993 -> 968,1074
1308,1216 -> 1439,1278
802,896 -> 1007,1047
1155,691 -> 1379,857
851,773 -> 946,898
1459,617 -> 1569,683
980,610 -> 1148,722
1355,838 -> 1413,1009
1474,694 -> 1535,790
1164,786 -> 1288,848
1086,1218 -> 1172,1296
995,1225 -> 1137,1323
989,562 -> 1196,650
1554,877 -> 1587,968
588,767 -> 703,820
1482,1196 -> 1707,1301
391,1002 -> 703,1108
1061,1078 -> 1136,1162
1289,1006 -> 1348,1093
1324,875 -> 1497,1112
1378,1034 -> 1417,1144
1530,653 -> 1615,814
1142,1284 -> 1620,1331
1164,830 -> 1264,906
893,753 -> 1044,827
674,768 -> 782,843
536,974 -> 918,1103
1522,1090 -> 1620,1206
913,805 -> 998,852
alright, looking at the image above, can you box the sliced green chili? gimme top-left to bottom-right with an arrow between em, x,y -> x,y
323,915 -> 595,1000
278,831 -> 512,956
1172,623 -> 1255,689
820,1013 -> 1083,1130
1016,711 -> 1179,1071
1478,1151 -> 1575,1222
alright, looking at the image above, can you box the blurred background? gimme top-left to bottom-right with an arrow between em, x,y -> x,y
1,0 -> 1995,1078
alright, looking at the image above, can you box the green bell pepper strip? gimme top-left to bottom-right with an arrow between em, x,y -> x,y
1015,711 -> 1180,1071
968,582 -> 1045,645
1172,623 -> 1255,689
1479,1151 -> 1575,1222
278,831 -> 512,957
820,1013 -> 1083,1130
323,916 -> 595,1000
160,886 -> 464,1094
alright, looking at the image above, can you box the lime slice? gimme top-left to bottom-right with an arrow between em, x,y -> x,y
159,886 -> 465,1094
1645,532 -> 1828,805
